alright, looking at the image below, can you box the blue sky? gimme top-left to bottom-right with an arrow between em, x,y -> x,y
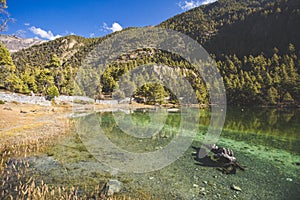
3,0 -> 217,40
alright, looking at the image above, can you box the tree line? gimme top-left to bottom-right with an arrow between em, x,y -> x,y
2,41 -> 298,106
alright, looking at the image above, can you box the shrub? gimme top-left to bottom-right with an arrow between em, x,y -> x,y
46,85 -> 59,100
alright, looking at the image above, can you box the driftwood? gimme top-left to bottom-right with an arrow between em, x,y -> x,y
193,144 -> 245,174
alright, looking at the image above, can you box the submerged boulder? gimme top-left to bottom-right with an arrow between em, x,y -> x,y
193,144 -> 245,174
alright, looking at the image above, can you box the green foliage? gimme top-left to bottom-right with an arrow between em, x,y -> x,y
136,83 -> 167,104
282,92 -> 294,104
267,87 -> 279,105
20,67 -> 37,93
0,42 -> 15,88
47,85 -> 59,99
220,50 -> 299,105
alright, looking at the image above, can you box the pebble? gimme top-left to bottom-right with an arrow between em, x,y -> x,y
149,177 -> 154,180
203,181 -> 208,185
193,184 -> 199,188
193,175 -> 198,180
231,184 -> 242,191
208,182 -> 216,187
137,180 -> 142,185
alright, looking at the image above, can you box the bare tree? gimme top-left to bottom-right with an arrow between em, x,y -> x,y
0,0 -> 6,8
0,0 -> 13,32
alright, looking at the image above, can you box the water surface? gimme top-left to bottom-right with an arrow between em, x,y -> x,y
4,107 -> 300,199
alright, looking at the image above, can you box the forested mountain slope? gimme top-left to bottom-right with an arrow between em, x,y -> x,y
1,0 -> 299,106
159,0 -> 300,105
159,0 -> 300,57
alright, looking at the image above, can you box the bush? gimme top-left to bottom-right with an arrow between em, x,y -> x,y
46,85 -> 59,100
0,100 -> 5,104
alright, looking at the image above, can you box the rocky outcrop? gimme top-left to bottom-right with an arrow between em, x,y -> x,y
0,35 -> 45,53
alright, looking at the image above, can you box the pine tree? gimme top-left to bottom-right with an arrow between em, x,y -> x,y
268,87 -> 279,105
47,85 -> 59,99
0,43 -> 16,88
20,68 -> 37,93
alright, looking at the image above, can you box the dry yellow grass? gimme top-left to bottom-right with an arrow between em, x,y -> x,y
0,103 -> 70,150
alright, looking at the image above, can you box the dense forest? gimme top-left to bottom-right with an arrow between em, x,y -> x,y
159,0 -> 300,57
0,0 -> 299,106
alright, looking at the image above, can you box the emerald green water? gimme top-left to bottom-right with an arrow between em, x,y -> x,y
206,107 -> 300,154
20,107 -> 300,199
94,107 -> 300,155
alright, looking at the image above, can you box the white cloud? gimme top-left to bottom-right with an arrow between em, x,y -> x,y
178,0 -> 217,10
90,33 -> 95,37
201,0 -> 217,5
29,26 -> 61,40
24,23 -> 30,26
103,22 -> 123,33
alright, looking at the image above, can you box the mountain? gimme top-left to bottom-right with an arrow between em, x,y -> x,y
0,35 -> 45,53
11,35 -> 99,68
159,0 -> 300,58
10,30 -> 126,71
2,0 -> 300,106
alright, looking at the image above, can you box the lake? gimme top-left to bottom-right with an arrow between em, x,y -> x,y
1,106 -> 300,199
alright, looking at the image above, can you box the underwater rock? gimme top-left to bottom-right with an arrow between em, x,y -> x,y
231,184 -> 242,191
193,144 -> 245,174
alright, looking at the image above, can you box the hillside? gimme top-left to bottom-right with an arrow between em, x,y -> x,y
159,0 -> 300,57
204,0 -> 300,57
2,0 -> 300,106
11,35 -> 101,70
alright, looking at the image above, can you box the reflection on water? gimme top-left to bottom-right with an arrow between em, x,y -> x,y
92,107 -> 300,154
222,107 -> 300,154
97,111 -> 178,153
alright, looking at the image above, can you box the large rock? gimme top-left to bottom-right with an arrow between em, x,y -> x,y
104,179 -> 122,196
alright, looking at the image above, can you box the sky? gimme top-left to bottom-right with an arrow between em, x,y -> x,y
3,0 -> 217,40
